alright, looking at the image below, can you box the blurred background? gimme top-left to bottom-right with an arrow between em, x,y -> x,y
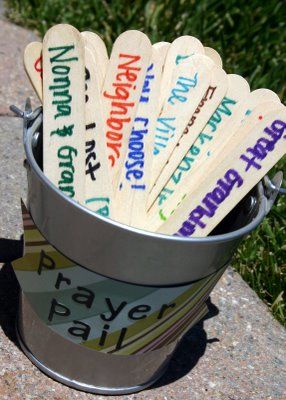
4,0 -> 286,325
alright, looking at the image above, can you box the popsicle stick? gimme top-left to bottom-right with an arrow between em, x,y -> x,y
43,24 -> 86,204
158,36 -> 205,111
150,56 -> 216,190
148,73 -> 247,209
148,64 -> 229,207
24,41 -> 43,101
189,88 -> 281,174
84,47 -> 113,218
204,47 -> 223,68
147,100 -> 284,231
114,45 -> 167,227
81,31 -> 108,66
152,41 -> 170,54
81,31 -> 108,89
156,107 -> 286,236
101,30 -> 152,189
149,87 -> 280,215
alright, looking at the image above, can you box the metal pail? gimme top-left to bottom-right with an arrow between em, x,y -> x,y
16,252 -> 225,395
10,103 -> 282,395
21,107 -> 280,286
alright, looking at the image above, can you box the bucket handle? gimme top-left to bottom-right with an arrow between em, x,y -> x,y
263,171 -> 285,215
10,99 -> 42,132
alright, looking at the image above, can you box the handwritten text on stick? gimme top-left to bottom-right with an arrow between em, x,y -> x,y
101,31 -> 152,189
103,53 -> 141,167
114,45 -> 166,227
84,46 -> 113,217
157,112 -> 286,237
157,96 -> 237,208
43,24 -> 86,204
149,55 -> 214,189
149,65 -> 228,207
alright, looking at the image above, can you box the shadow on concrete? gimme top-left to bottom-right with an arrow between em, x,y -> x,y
152,298 -> 219,388
0,262 -> 20,347
0,237 -> 23,347
0,237 -> 23,263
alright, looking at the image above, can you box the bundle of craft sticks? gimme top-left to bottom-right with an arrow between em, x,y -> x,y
24,24 -> 286,237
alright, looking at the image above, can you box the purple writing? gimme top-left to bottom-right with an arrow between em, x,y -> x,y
176,169 -> 243,237
240,119 -> 286,171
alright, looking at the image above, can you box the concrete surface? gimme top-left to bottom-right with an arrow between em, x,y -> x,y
0,9 -> 286,400
0,2 -> 40,116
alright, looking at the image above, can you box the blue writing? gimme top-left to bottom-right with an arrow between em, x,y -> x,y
168,73 -> 198,105
124,117 -> 149,187
140,63 -> 154,103
153,117 -> 176,155
175,54 -> 193,65
158,187 -> 174,206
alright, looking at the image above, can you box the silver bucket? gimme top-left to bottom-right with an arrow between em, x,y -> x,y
11,102 -> 283,395
20,106 -> 283,286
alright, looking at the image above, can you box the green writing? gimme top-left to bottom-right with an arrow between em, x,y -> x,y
157,96 -> 237,206
86,197 -> 110,217
49,45 -> 78,63
206,96 -> 237,132
51,124 -> 74,137
57,145 -> 78,198
48,45 -> 78,119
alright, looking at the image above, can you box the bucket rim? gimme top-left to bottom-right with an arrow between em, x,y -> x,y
24,111 -> 268,244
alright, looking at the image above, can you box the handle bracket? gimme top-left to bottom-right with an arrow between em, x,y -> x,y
263,171 -> 284,214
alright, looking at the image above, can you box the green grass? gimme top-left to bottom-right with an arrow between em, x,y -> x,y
233,159 -> 286,325
5,0 -> 286,324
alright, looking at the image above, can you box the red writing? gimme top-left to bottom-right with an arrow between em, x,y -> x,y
183,86 -> 217,134
34,55 -> 43,79
103,53 -> 141,167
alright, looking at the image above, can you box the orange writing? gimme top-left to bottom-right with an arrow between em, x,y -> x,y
103,54 -> 141,167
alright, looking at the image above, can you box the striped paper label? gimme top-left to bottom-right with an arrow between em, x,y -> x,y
12,202 -> 225,355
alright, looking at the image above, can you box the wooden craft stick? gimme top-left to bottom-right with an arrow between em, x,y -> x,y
81,31 -> 109,89
158,36 -> 205,111
147,100 -> 284,231
84,47 -> 113,218
153,41 -> 170,51
101,30 -> 152,189
148,64 -> 229,207
189,88 -> 281,171
148,74 -> 249,210
149,86 -> 280,217
81,31 -> 108,66
150,55 -> 215,192
43,24 -> 86,204
204,47 -> 223,68
156,107 -> 286,236
187,88 -> 281,174
24,41 -> 43,101
114,44 -> 167,227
